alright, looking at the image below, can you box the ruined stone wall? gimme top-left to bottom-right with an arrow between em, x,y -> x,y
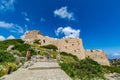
85,50 -> 110,66
36,36 -> 85,59
23,30 -> 110,66
57,38 -> 85,59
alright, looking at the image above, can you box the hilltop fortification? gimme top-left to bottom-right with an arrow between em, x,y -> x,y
23,30 -> 110,66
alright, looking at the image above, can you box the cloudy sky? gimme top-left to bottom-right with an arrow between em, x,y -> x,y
0,0 -> 120,59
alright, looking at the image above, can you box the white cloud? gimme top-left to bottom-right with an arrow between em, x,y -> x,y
55,27 -> 63,36
110,52 -> 120,59
20,31 -> 28,39
25,24 -> 28,31
0,0 -> 15,12
55,26 -> 80,38
40,18 -> 45,22
20,25 -> 29,39
0,21 -> 24,34
25,18 -> 30,22
112,53 -> 120,56
0,35 -> 5,41
21,12 -> 31,22
10,25 -> 24,34
54,6 -> 75,20
0,21 -> 13,28
7,35 -> 15,39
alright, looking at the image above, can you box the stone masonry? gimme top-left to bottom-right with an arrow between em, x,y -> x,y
23,30 -> 110,66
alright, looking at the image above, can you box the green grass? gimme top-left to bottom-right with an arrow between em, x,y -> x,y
59,52 -> 106,80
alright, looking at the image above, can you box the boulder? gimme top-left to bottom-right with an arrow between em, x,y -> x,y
7,45 -> 15,51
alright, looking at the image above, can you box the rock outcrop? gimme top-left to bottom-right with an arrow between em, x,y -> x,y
23,30 -> 110,66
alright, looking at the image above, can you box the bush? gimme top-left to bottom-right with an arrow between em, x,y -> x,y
60,52 -> 79,61
0,50 -> 15,63
15,44 -> 30,52
59,58 -> 105,79
41,44 -> 58,51
34,40 -> 41,44
103,66 -> 120,74
0,62 -> 18,77
0,39 -> 30,53
0,39 -> 24,50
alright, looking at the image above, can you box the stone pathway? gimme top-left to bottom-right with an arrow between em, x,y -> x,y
0,62 -> 71,80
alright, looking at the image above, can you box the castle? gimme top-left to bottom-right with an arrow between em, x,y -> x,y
23,30 -> 110,66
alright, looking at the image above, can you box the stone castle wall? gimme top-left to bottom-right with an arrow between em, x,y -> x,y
23,30 -> 110,66
85,50 -> 110,66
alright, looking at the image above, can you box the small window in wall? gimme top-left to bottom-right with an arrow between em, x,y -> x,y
91,50 -> 93,52
65,40 -> 68,43
43,40 -> 45,43
72,44 -> 74,46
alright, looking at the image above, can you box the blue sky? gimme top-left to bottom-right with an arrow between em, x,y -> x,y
0,0 -> 120,59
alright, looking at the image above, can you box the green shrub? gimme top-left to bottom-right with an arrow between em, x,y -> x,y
34,40 -> 41,44
103,66 -> 120,73
0,62 -> 18,77
60,52 -> 79,61
41,44 -> 58,51
0,39 -> 30,53
0,50 -> 15,63
59,58 -> 105,79
0,39 -> 24,50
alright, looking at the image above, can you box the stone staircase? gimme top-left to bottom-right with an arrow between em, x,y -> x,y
28,62 -> 61,70
0,56 -> 71,80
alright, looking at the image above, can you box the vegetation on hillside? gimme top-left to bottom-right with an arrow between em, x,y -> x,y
103,66 -> 120,74
103,58 -> 120,74
110,58 -> 120,67
0,39 -> 120,79
41,44 -> 58,51
0,39 -> 31,77
59,52 -> 106,80
0,50 -> 15,63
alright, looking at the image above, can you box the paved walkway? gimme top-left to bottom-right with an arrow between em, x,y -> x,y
0,62 -> 71,80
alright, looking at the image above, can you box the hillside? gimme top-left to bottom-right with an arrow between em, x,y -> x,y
0,39 -> 120,80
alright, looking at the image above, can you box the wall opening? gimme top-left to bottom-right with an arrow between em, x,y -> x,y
65,40 -> 68,43
43,40 -> 45,43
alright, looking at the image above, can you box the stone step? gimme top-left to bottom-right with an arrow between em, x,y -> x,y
28,62 -> 61,70
28,66 -> 61,70
1,62 -> 72,80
